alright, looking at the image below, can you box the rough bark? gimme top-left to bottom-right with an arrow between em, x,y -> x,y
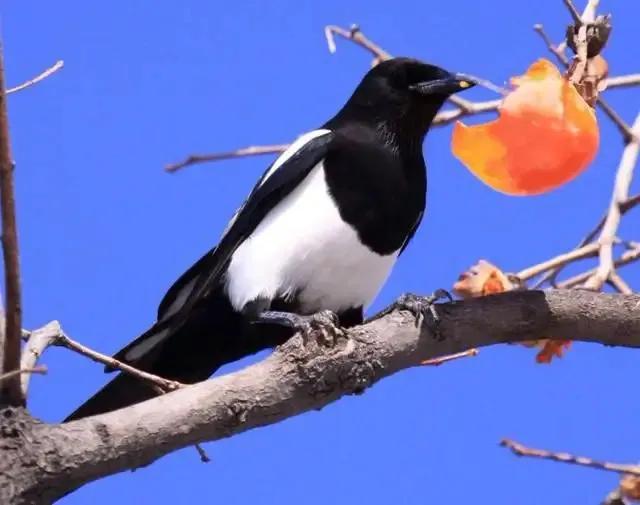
1,290 -> 639,504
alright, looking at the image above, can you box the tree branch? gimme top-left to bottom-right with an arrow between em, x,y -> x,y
0,41 -> 23,406
584,112 -> 640,290
6,60 -> 64,95
165,144 -> 290,173
3,290 -> 639,503
19,321 -> 59,398
0,365 -> 46,384
557,245 -> 640,289
53,328 -> 184,394
501,438 -> 640,476
531,194 -> 640,289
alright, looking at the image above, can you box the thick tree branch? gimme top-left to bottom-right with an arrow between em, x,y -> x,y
2,290 -> 639,504
0,42 -> 23,406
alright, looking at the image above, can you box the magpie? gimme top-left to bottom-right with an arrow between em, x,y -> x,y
65,57 -> 475,421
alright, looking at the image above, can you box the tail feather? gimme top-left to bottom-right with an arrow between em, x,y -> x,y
64,373 -> 159,422
64,293 -> 292,422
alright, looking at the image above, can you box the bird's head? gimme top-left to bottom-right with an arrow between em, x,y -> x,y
329,57 -> 476,146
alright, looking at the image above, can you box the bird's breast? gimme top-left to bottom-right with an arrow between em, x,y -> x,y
225,162 -> 398,314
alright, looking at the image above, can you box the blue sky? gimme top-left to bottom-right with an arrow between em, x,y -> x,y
4,1 -> 640,503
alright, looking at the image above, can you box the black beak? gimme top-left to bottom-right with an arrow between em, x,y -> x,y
410,73 -> 476,95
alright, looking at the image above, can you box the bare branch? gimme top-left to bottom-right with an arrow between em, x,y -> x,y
0,365 -> 46,384
433,99 -> 502,125
194,444 -> 211,463
501,438 -> 640,476
562,0 -> 584,25
584,113 -> 640,290
558,246 -> 640,289
323,24 -> 502,112
607,272 -> 634,294
166,98 -> 503,172
605,74 -> 640,89
324,24 -> 391,64
165,144 -> 289,173
53,330 -> 184,394
533,24 -> 570,66
420,348 -> 478,366
6,60 -> 64,95
597,99 -> 639,144
0,42 -> 23,406
532,194 -> 640,289
516,242 -> 600,282
19,321 -> 60,397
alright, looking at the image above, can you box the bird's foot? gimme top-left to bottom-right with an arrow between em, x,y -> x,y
389,289 -> 452,340
255,310 -> 344,347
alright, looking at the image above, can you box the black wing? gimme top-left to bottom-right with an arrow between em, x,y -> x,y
113,131 -> 335,367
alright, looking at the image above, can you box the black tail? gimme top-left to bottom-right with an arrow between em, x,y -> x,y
64,294 -> 291,422
64,372 -> 161,421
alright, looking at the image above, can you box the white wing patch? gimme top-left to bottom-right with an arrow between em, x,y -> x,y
124,328 -> 170,362
158,277 -> 197,322
220,129 -> 331,238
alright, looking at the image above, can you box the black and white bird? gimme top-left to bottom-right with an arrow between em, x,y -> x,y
65,57 -> 474,421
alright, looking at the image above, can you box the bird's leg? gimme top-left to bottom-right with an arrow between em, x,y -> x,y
254,310 -> 343,347
372,290 -> 452,340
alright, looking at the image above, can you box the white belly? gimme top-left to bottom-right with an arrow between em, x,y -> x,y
225,162 -> 398,314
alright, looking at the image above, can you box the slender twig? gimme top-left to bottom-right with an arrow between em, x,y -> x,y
0,364 -> 46,384
6,60 -> 64,95
433,99 -> 502,125
607,271 -> 634,294
597,99 -> 639,145
324,24 -> 391,63
562,0 -> 584,24
605,74 -> 640,89
194,444 -> 211,463
323,24 -> 503,111
420,348 -> 478,366
533,25 -> 569,66
0,42 -> 23,405
501,438 -> 640,476
50,329 -> 184,393
558,247 -> 640,289
585,195 -> 640,248
584,113 -> 640,290
532,194 -> 640,289
166,99 -> 503,172
516,242 -> 600,282
165,144 -> 289,173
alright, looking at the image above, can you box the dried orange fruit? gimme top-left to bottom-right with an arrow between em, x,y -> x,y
451,59 -> 599,195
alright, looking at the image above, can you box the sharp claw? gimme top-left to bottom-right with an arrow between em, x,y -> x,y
391,290 -> 451,340
256,310 -> 343,347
